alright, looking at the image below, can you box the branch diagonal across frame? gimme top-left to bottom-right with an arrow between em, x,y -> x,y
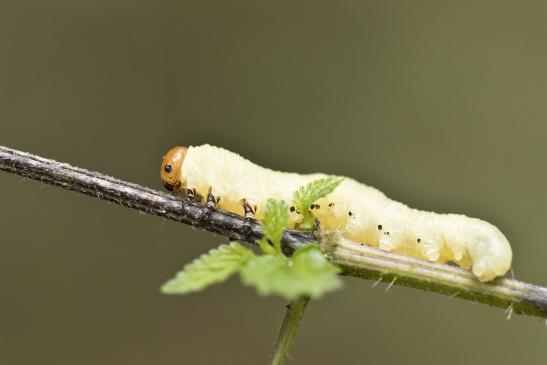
1,145 -> 546,319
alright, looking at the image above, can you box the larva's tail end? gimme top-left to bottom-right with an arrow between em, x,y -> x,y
467,222 -> 513,282
473,260 -> 512,282
161,146 -> 188,192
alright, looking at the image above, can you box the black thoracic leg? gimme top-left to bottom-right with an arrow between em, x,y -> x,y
242,199 -> 255,218
311,219 -> 322,240
198,187 -> 218,224
186,188 -> 197,202
241,199 -> 256,240
206,188 -> 219,207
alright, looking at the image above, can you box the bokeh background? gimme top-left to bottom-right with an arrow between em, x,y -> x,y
1,1 -> 546,364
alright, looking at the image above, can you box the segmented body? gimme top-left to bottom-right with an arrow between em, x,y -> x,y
161,144 -> 512,282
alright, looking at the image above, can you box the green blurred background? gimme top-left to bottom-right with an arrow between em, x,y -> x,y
1,1 -> 546,364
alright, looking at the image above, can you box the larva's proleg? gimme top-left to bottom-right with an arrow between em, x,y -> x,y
161,144 -> 512,282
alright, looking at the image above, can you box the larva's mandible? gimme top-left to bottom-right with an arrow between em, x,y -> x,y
161,144 -> 512,282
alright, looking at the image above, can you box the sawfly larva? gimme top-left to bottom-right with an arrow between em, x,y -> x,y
161,144 -> 512,282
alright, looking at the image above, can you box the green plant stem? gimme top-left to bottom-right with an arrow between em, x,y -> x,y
271,296 -> 311,365
322,233 -> 547,318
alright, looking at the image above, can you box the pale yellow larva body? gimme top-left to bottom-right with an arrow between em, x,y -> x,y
168,144 -> 512,282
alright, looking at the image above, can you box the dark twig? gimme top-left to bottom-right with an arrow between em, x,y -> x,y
0,146 -> 310,250
1,145 -> 546,319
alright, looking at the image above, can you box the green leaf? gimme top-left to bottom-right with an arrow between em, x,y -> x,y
161,242 -> 255,295
257,238 -> 276,255
261,199 -> 290,253
293,176 -> 344,212
289,244 -> 342,297
240,244 -> 342,300
293,176 -> 344,230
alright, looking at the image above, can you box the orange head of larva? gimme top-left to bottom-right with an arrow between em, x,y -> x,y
161,146 -> 188,193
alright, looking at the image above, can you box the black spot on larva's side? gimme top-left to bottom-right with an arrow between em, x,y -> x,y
348,211 -> 353,216
360,243 -> 364,246
377,224 -> 382,230
315,204 -> 320,209
417,238 -> 421,243
310,204 -> 316,209
385,231 -> 390,235
290,206 -> 295,212
328,202 -> 334,207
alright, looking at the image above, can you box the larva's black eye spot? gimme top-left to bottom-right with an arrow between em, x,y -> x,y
315,204 -> 320,209
164,164 -> 172,173
417,238 -> 421,243
290,206 -> 295,212
348,211 -> 353,216
377,224 -> 382,230
328,202 -> 334,207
